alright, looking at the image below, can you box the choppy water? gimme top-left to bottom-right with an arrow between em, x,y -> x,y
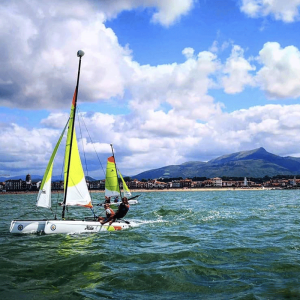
0,190 -> 300,299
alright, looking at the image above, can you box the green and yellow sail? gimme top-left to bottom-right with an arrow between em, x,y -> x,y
64,90 -> 92,208
36,121 -> 69,208
105,156 -> 121,198
105,156 -> 132,198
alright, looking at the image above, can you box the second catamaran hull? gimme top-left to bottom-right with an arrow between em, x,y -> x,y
98,199 -> 138,208
10,219 -> 130,234
10,220 -> 47,234
128,199 -> 138,205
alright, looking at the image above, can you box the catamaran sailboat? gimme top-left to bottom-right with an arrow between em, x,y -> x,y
10,50 -> 132,234
99,148 -> 139,208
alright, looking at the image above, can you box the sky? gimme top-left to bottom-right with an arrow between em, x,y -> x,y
1,0 -> 300,179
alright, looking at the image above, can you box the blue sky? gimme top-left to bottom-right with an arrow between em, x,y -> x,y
1,0 -> 300,178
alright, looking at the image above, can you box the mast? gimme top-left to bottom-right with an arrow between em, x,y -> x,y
62,50 -> 85,219
110,144 -> 122,200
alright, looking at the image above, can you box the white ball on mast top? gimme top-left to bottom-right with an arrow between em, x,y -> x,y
77,50 -> 85,57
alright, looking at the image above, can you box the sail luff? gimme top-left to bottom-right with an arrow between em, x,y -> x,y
36,120 -> 69,208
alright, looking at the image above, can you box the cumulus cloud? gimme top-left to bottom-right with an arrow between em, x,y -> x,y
3,1 -> 300,177
222,45 -> 256,94
0,0 -> 133,109
182,104 -> 300,162
128,49 -> 222,122
96,0 -> 194,26
240,0 -> 300,22
0,0 -> 194,110
3,102 -> 300,176
256,42 -> 300,98
0,123 -> 64,175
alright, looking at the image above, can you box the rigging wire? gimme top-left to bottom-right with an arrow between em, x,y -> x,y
77,109 -> 94,214
77,107 -> 106,178
77,107 -> 103,218
77,110 -> 90,181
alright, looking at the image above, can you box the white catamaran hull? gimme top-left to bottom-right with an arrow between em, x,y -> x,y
128,199 -> 138,205
10,220 -> 47,234
10,219 -> 130,234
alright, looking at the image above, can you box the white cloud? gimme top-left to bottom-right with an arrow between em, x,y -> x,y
3,103 -> 300,177
0,0 -> 194,110
0,1 -> 132,109
186,104 -> 300,159
0,123 -> 63,174
128,49 -> 222,122
240,0 -> 300,22
209,41 -> 219,53
222,45 -> 256,94
182,47 -> 195,59
256,42 -> 300,98
150,0 -> 194,26
96,0 -> 194,26
3,1 -> 300,177
41,113 -> 69,129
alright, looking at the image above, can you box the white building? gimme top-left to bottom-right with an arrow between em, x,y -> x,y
212,177 -> 222,187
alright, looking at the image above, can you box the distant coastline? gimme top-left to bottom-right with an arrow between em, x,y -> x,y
0,187 -> 287,195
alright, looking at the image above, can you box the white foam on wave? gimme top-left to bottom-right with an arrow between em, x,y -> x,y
127,219 -> 167,227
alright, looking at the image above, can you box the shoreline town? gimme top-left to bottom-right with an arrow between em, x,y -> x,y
0,186 -> 293,195
1,173 -> 299,194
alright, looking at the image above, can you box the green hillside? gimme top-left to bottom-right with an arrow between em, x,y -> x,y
134,148 -> 300,180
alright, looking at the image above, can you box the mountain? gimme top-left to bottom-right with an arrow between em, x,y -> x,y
86,176 -> 97,181
133,147 -> 300,179
2,148 -> 300,182
0,175 -> 43,182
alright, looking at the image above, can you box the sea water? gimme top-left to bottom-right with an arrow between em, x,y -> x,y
0,190 -> 299,299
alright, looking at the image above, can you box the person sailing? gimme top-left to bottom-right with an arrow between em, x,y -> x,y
104,196 -> 111,204
109,197 -> 130,225
98,203 -> 115,225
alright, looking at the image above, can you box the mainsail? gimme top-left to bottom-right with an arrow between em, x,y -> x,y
105,156 -> 120,198
36,121 -> 69,208
64,90 -> 92,208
